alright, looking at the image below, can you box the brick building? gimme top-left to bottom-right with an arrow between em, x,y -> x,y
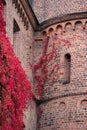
3,0 -> 87,130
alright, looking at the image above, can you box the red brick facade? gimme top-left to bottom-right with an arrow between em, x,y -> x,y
34,20 -> 87,129
4,0 -> 87,130
4,1 -> 37,130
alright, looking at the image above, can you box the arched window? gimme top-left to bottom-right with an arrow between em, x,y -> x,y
63,53 -> 71,84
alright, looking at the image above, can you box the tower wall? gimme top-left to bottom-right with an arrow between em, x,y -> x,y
37,19 -> 87,129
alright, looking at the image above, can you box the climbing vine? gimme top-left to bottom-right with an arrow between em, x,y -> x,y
0,0 -> 71,129
0,1 -> 34,130
34,35 -> 70,98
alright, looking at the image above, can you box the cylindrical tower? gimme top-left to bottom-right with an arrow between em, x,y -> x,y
33,0 -> 87,129
36,18 -> 87,130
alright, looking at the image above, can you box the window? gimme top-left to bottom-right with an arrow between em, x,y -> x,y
13,19 -> 20,33
13,19 -> 20,52
63,53 -> 71,84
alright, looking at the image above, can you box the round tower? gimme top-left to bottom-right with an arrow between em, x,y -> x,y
37,19 -> 87,130
33,0 -> 87,129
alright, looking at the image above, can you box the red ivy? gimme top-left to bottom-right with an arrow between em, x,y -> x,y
34,35 -> 70,98
0,1 -> 34,130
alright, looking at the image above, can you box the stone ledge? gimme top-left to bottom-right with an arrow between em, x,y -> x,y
36,92 -> 87,105
39,12 -> 87,31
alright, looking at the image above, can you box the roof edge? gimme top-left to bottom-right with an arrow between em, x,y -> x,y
38,12 -> 87,31
19,1 -> 87,31
20,0 -> 39,30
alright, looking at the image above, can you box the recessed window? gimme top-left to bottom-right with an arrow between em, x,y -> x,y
13,19 -> 20,33
13,19 -> 20,48
63,53 -> 71,84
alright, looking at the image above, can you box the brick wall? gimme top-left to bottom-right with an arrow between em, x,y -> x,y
4,0 -> 87,130
4,0 -> 34,80
24,100 -> 37,130
41,21 -> 87,99
4,1 -> 37,130
38,95 -> 87,130
34,20 -> 87,129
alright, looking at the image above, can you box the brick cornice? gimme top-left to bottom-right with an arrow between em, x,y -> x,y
39,12 -> 87,31
35,92 -> 87,105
